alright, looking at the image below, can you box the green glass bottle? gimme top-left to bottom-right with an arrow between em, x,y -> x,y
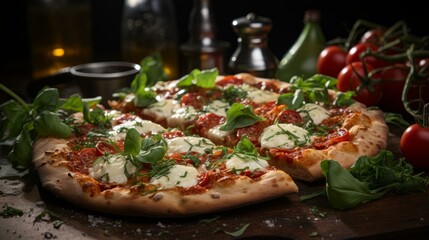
276,10 -> 325,82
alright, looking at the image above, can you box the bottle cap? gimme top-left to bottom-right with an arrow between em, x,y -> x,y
232,13 -> 272,37
304,9 -> 321,22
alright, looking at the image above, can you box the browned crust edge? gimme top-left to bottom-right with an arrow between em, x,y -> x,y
32,137 -> 298,217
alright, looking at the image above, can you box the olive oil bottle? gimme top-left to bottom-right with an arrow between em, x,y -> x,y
276,10 -> 325,82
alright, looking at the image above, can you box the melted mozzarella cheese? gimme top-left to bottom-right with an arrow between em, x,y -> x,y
167,106 -> 198,128
89,155 -> 136,184
298,103 -> 330,125
142,99 -> 178,122
109,118 -> 165,141
242,84 -> 279,104
207,124 -> 230,143
260,123 -> 310,149
226,154 -> 269,173
203,100 -> 229,117
150,165 -> 198,188
166,136 -> 215,154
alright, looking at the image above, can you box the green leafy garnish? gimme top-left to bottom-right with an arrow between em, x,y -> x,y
219,103 -> 263,131
177,68 -> 218,89
83,103 -> 111,128
318,150 -> 429,210
383,112 -> 410,129
215,223 -> 250,237
0,85 -> 92,168
277,89 -> 305,110
0,204 -> 24,218
223,86 -> 248,104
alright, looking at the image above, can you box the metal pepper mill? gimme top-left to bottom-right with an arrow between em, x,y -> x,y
228,13 -> 278,78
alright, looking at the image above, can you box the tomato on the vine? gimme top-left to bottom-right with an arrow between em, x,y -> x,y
346,43 -> 389,69
317,45 -> 348,78
360,28 -> 384,45
400,124 -> 429,170
377,64 -> 409,113
337,61 -> 382,106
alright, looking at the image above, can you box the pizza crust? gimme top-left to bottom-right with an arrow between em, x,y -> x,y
269,102 -> 389,182
33,137 -> 298,217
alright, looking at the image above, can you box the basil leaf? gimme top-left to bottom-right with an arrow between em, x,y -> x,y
219,103 -> 263,131
135,137 -> 167,164
134,89 -> 157,107
177,68 -> 218,88
139,53 -> 167,87
83,104 -> 111,128
234,136 -> 258,156
277,90 -> 304,110
0,100 -> 29,140
195,68 -> 218,88
333,91 -> 355,107
320,160 -> 384,210
7,128 -> 32,168
124,128 -> 141,156
33,111 -> 71,138
59,94 -> 84,112
32,88 -> 60,113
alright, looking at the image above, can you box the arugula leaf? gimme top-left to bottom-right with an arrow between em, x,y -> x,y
219,103 -> 263,131
350,150 -> 429,193
177,68 -> 218,89
333,91 -> 355,107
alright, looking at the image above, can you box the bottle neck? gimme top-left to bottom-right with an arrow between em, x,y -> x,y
188,0 -> 217,43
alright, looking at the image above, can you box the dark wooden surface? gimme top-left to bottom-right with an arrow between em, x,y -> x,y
1,128 -> 429,240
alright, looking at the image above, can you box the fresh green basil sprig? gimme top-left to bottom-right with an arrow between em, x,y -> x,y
0,84 -> 100,169
310,150 -> 429,210
277,74 -> 355,109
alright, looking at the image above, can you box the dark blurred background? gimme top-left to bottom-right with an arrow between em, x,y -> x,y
1,0 -> 428,102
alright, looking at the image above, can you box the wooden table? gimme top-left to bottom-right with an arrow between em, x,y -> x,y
1,128 -> 428,240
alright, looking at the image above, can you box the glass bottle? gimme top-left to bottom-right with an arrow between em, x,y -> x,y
180,0 -> 229,75
228,13 -> 278,78
276,9 -> 325,82
121,0 -> 179,79
27,0 -> 92,80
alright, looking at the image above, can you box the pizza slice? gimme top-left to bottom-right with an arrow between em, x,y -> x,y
109,71 -> 389,182
32,109 -> 298,217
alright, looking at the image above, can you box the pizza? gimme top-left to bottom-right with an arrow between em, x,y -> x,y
109,71 -> 389,182
32,108 -> 298,217
31,70 -> 388,217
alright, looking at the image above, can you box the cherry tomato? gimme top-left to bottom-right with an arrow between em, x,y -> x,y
378,64 -> 410,114
337,62 -> 382,106
317,45 -> 348,78
360,28 -> 384,45
400,124 -> 429,170
346,43 -> 389,69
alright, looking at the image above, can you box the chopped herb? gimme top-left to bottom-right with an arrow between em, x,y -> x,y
310,206 -> 327,218
0,204 -> 24,218
198,215 -> 221,224
215,223 -> 250,237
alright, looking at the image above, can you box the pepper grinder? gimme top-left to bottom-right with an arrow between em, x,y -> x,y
228,13 -> 278,78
